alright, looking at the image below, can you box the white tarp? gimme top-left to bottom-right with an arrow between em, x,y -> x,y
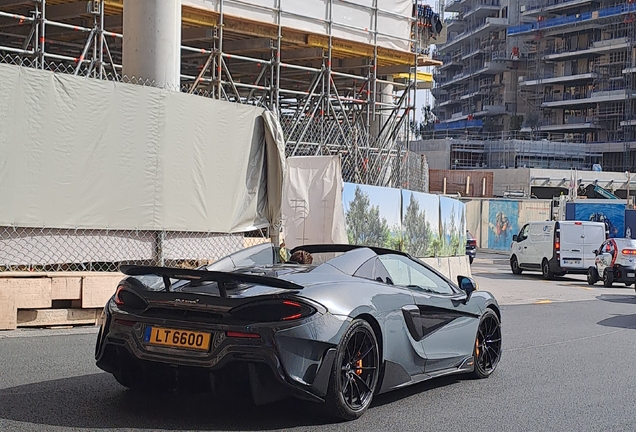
281,156 -> 348,249
0,63 -> 285,233
184,0 -> 413,52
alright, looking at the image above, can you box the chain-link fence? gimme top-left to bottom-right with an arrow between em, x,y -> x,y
0,227 -> 272,273
0,53 -> 428,272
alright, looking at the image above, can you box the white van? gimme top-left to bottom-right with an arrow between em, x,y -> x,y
509,221 -> 608,279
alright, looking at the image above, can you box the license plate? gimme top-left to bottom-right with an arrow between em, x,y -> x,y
143,326 -> 211,351
629,273 -> 635,278
563,259 -> 580,264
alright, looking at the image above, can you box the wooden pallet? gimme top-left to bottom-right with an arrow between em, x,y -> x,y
0,272 -> 122,330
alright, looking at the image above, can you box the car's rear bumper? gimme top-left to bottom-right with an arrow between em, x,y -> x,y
95,306 -> 344,403
610,265 -> 636,283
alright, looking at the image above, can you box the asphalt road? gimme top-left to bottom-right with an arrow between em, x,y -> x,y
2,259 -> 636,432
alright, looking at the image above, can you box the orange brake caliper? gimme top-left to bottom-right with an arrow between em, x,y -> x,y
355,353 -> 363,375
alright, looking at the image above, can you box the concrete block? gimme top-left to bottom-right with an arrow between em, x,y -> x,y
51,277 -> 82,300
17,308 -> 100,327
0,281 -> 17,330
9,278 -> 52,309
81,275 -> 123,308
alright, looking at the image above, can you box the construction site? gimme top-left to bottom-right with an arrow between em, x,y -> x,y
423,0 -> 636,172
0,0 -> 445,191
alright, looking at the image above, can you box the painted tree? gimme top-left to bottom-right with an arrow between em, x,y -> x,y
345,186 -> 389,247
403,193 -> 431,257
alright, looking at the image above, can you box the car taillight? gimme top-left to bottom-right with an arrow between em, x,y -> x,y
622,249 -> 636,255
230,299 -> 316,323
114,284 -> 148,310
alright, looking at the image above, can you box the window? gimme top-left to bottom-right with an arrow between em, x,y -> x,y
354,257 -> 393,284
378,254 -> 455,295
517,224 -> 530,242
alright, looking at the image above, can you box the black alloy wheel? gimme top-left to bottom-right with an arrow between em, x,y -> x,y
472,309 -> 502,379
325,319 -> 380,421
603,268 -> 614,287
511,256 -> 522,275
587,267 -> 598,285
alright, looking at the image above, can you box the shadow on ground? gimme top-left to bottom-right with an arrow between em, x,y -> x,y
0,372 -> 462,430
597,314 -> 636,330
596,294 -> 636,305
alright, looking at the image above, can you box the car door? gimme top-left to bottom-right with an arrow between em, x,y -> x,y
513,224 -> 530,266
595,240 -> 613,275
377,254 -> 481,373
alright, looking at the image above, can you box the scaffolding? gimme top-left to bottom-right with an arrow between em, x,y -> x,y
509,1 -> 636,170
0,0 -> 441,192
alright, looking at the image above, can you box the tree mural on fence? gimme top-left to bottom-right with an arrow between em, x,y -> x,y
346,186 -> 390,247
403,193 -> 433,257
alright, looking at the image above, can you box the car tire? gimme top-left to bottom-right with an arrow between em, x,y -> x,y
587,267 -> 599,285
469,255 -> 474,265
325,319 -> 380,421
471,309 -> 502,379
510,256 -> 523,275
603,269 -> 614,288
542,259 -> 554,280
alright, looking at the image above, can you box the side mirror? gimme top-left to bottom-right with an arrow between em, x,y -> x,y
512,234 -> 518,242
457,276 -> 478,303
592,249 -> 598,255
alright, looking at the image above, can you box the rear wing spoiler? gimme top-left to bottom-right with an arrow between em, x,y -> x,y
119,265 -> 304,297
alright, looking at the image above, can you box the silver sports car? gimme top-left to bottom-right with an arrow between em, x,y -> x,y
95,243 -> 502,421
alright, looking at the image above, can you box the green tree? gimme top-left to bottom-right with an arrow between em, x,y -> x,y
509,115 -> 524,132
346,186 -> 390,247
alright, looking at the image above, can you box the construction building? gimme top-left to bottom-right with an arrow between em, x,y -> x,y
432,0 -> 524,134
510,0 -> 636,170
424,0 -> 636,173
0,0 -> 445,191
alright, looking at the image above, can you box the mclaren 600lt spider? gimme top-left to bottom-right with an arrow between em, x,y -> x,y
95,243 -> 502,420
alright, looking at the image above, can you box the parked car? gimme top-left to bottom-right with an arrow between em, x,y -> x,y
466,230 -> 477,264
510,220 -> 607,279
587,238 -> 636,289
95,243 -> 501,421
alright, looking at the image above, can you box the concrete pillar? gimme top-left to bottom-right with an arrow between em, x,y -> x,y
371,76 -> 395,139
123,0 -> 182,89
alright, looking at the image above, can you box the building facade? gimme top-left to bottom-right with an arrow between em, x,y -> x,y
510,0 -> 636,156
432,0 -> 524,134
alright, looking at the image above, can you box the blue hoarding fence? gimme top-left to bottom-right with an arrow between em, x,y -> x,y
434,119 -> 484,131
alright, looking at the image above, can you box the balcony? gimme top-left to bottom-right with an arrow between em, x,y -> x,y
463,1 -> 501,20
624,67 -> 636,75
437,57 -> 510,88
521,0 -> 598,18
436,97 -> 463,108
440,17 -> 508,51
474,105 -> 507,117
541,89 -> 633,107
445,17 -> 466,32
543,37 -> 632,61
521,72 -> 597,86
445,0 -> 464,13
621,119 -> 636,127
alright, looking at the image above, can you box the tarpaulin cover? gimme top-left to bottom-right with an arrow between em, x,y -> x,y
281,156 -> 348,249
184,0 -> 413,52
0,63 -> 285,233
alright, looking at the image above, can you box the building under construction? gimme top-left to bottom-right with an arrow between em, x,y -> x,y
0,0 -> 444,190
510,0 -> 636,171
432,0 -> 524,134
425,0 -> 636,172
